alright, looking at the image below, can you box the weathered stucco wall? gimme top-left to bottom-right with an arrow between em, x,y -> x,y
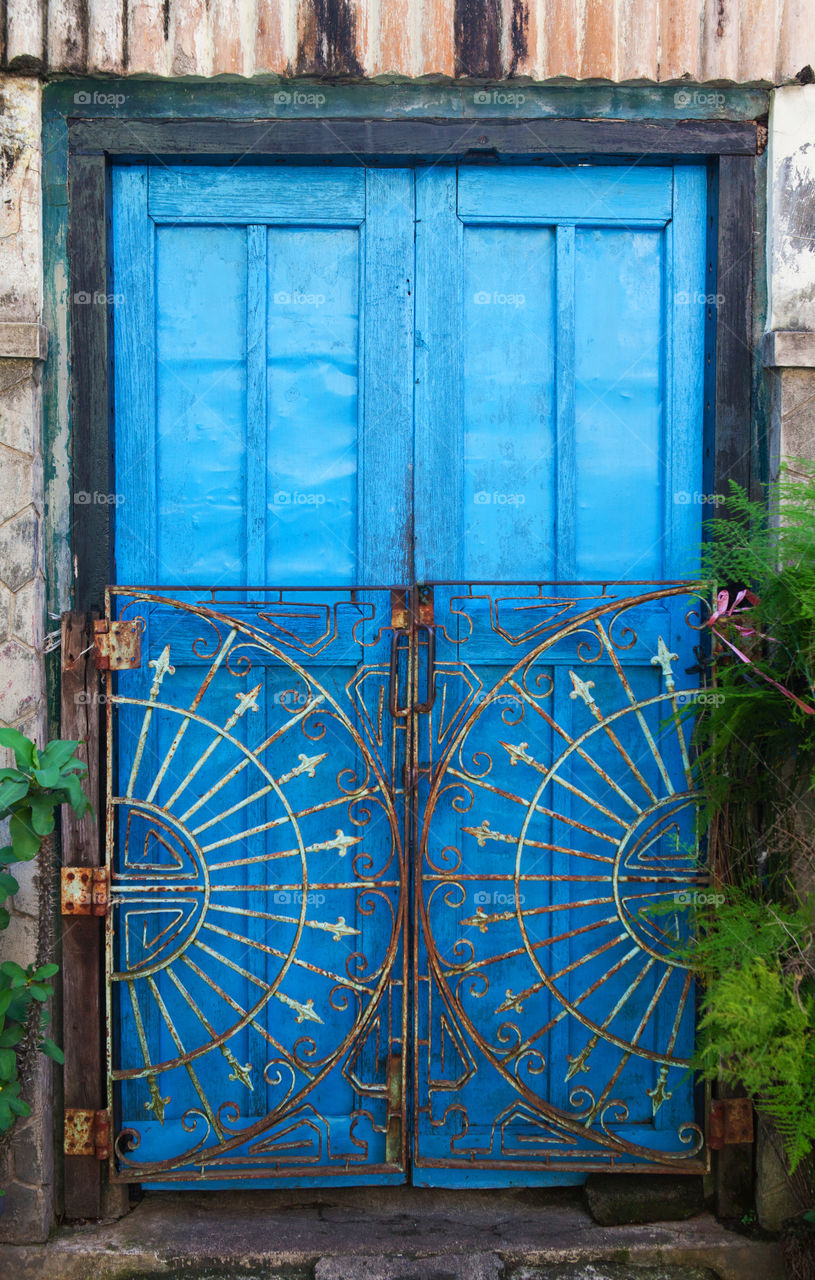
1,0 -> 814,82
0,74 -> 54,1244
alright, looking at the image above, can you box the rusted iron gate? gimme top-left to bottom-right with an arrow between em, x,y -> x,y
61,580 -> 720,1194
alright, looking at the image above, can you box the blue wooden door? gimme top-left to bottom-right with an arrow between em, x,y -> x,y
110,165 -> 414,1185
109,162 -> 708,1187
412,165 -> 708,1182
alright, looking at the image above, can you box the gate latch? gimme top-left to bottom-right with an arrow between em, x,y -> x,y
64,1109 -> 110,1160
708,1097 -> 754,1148
61,866 -> 110,916
93,618 -> 142,670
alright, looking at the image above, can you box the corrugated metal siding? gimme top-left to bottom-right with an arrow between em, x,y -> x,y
2,0 -> 813,82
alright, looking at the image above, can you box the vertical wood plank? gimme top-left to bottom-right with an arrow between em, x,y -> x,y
714,156 -> 754,501
70,153 -> 111,613
555,224 -> 576,581
361,169 -> 415,586
246,225 -> 268,586
414,167 -> 462,582
60,611 -> 102,1218
111,165 -> 156,586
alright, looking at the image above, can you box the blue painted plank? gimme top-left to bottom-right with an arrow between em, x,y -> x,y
414,167 -> 462,582
149,166 -> 365,224
112,166 -> 156,584
264,225 -> 360,584
458,166 -> 673,224
246,226 -> 268,587
360,169 -> 414,585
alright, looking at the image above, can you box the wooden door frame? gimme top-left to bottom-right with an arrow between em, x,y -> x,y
63,115 -> 757,1215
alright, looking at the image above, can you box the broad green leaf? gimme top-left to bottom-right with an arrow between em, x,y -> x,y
0,908 -> 9,930
0,962 -> 26,982
62,772 -> 91,818
32,764 -> 60,789
0,769 -> 26,784
33,963 -> 59,980
29,984 -> 51,1002
0,1048 -> 16,1078
39,740 -> 81,768
9,811 -> 40,860
0,873 -> 19,898
0,728 -> 36,769
0,1025 -> 23,1048
28,796 -> 56,837
40,1038 -> 64,1064
0,778 -> 30,813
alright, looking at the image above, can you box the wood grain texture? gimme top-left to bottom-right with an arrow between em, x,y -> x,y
69,117 -> 759,158
69,153 -> 111,614
715,155 -> 754,499
60,611 -> 103,1219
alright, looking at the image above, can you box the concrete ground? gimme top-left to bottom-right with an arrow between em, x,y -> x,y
0,1187 -> 785,1280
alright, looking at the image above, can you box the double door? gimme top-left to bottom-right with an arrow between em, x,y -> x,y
106,161 -> 709,1185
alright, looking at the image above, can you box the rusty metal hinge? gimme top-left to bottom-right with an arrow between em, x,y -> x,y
708,1097 -> 754,1149
93,618 -> 142,670
385,1053 -> 403,1165
64,1108 -> 110,1159
61,866 -> 110,917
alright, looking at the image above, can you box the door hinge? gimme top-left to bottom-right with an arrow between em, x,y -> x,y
61,866 -> 110,917
385,1053 -> 403,1165
708,1097 -> 754,1148
93,618 -> 142,670
64,1108 -> 110,1160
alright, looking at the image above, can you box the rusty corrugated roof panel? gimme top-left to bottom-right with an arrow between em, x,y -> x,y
3,0 -> 814,82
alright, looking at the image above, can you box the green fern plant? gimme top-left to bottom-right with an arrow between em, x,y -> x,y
684,462 -> 815,1182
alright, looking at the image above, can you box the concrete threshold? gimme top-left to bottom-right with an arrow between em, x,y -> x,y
0,1187 -> 784,1280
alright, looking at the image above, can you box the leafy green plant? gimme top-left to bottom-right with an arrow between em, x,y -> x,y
686,889 -> 815,1173
0,727 -> 91,1151
684,462 -> 815,1186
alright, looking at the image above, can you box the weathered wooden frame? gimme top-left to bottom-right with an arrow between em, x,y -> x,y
65,114 -> 757,1215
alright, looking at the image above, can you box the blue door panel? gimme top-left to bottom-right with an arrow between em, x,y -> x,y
111,161 -> 709,1188
462,226 -> 557,580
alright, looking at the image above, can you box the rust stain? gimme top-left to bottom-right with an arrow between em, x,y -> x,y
255,0 -> 287,72
455,0 -> 502,78
508,0 -> 529,76
296,0 -> 363,76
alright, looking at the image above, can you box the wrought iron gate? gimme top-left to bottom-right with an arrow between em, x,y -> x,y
102,581 -> 709,1185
